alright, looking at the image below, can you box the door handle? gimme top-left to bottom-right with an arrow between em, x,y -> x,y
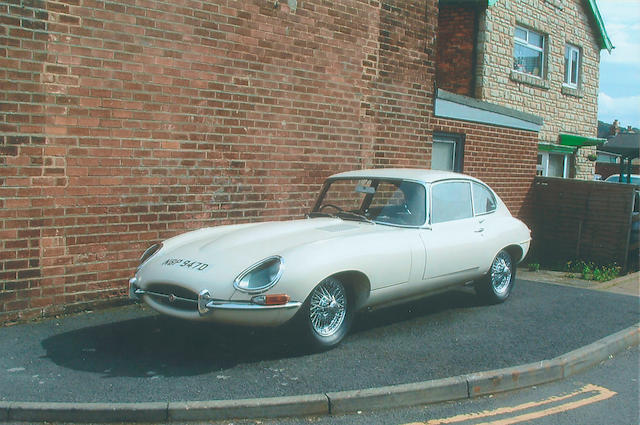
475,227 -> 485,233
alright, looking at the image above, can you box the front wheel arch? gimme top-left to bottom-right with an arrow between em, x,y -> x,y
329,270 -> 370,311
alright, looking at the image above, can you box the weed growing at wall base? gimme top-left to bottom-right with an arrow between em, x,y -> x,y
564,260 -> 622,282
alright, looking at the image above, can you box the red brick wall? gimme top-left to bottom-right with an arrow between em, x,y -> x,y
0,0 -> 438,323
432,119 -> 539,222
436,4 -> 477,97
1,0 -> 536,324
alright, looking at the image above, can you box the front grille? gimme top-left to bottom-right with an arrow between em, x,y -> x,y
146,283 -> 198,312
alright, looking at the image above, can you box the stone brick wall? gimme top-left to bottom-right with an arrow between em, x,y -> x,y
474,0 -> 602,179
436,4 -> 477,97
0,0 -> 537,324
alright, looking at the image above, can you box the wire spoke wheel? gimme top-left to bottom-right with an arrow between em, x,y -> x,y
490,250 -> 513,296
475,249 -> 515,304
309,279 -> 347,337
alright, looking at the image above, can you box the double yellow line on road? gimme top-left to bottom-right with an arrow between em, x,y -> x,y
405,384 -> 616,425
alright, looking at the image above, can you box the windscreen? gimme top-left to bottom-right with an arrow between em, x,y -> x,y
311,178 -> 426,226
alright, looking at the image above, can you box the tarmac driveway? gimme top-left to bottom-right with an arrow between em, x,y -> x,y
1,279 -> 638,404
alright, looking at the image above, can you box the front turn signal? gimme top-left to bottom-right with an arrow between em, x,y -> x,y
251,294 -> 291,306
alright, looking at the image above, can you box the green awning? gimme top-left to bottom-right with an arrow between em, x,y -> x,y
539,143 -> 576,154
559,134 -> 606,147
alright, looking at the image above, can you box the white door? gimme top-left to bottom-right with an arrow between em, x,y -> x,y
420,181 -> 482,285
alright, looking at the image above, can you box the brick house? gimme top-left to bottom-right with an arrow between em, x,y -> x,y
438,0 -> 612,180
0,0 -> 569,324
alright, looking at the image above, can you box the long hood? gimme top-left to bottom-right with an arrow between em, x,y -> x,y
136,218 -> 391,297
169,218 -> 380,260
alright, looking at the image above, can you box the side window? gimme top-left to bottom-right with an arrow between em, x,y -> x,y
369,181 -> 426,226
431,181 -> 473,224
472,183 -> 497,215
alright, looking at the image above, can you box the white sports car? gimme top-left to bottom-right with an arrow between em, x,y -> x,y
130,169 -> 531,349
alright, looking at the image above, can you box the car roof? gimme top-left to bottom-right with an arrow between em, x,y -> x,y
605,174 -> 640,179
328,168 -> 481,184
605,174 -> 640,183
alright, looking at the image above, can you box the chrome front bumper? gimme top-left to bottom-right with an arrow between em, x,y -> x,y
129,277 -> 301,316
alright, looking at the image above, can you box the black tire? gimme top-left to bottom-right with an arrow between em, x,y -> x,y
299,277 -> 353,350
475,249 -> 516,304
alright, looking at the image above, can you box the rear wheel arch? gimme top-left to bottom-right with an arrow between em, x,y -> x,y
504,244 -> 524,264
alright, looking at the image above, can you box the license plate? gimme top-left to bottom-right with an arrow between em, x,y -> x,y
162,258 -> 209,271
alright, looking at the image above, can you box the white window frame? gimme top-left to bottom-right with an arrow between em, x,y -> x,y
537,152 -> 570,178
514,26 -> 545,78
564,44 -> 581,88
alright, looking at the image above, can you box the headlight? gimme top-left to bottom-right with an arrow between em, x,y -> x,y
137,243 -> 163,269
234,256 -> 284,293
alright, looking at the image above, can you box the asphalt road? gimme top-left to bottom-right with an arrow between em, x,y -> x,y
1,279 -> 638,404
222,346 -> 640,425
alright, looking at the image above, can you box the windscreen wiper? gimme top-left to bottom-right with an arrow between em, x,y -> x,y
307,211 -> 334,218
336,211 -> 375,224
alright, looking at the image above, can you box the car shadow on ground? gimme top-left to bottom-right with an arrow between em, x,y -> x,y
352,286 -> 483,333
40,287 -> 484,379
40,314 -> 303,378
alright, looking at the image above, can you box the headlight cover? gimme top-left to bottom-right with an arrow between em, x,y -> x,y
137,243 -> 163,270
234,256 -> 284,293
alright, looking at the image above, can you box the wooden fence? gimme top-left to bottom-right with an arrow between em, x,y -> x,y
530,177 -> 638,270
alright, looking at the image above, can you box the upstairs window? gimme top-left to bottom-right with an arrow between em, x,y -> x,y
564,44 -> 581,88
513,26 -> 545,78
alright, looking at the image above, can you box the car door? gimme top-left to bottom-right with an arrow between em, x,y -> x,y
470,181 -> 502,269
420,180 -> 483,286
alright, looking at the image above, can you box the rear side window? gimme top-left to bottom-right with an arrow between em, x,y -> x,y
472,182 -> 497,215
431,181 -> 473,224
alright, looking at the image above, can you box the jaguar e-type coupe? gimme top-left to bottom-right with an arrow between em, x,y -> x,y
130,169 -> 531,349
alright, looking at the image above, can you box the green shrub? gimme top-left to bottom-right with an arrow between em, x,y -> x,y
527,262 -> 541,272
564,260 -> 621,282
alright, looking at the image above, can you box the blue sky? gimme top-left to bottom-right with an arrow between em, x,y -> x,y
597,0 -> 640,128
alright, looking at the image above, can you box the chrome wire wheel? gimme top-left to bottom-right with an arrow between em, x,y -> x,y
490,250 -> 513,296
309,279 -> 347,337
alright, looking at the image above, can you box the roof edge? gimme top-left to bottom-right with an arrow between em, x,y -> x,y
585,0 -> 613,52
436,89 -> 544,125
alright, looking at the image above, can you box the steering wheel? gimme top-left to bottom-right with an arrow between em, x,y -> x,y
401,202 -> 413,216
319,203 -> 344,212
